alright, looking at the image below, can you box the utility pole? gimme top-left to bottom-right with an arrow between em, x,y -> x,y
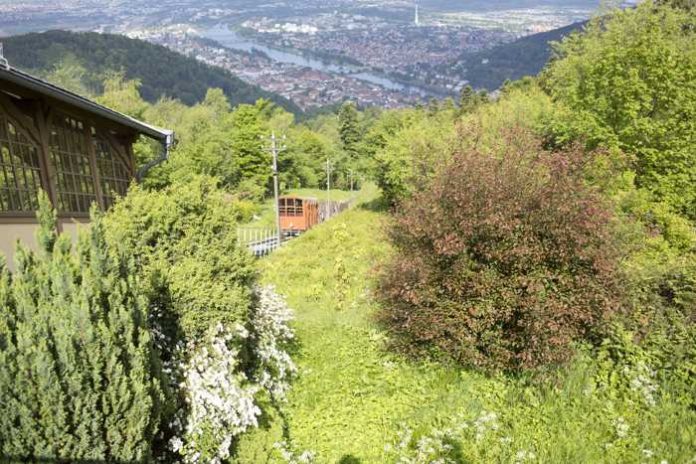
326,158 -> 332,219
263,131 -> 286,247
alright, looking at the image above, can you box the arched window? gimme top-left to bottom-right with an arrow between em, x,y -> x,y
93,132 -> 130,209
0,112 -> 43,214
49,113 -> 97,214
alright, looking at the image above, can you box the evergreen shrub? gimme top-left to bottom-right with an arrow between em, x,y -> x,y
0,195 -> 164,462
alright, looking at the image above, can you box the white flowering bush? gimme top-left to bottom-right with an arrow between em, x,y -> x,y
156,286 -> 297,463
250,286 -> 298,401
175,323 -> 261,463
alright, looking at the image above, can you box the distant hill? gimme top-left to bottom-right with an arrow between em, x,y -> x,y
458,21 -> 587,90
1,30 -> 302,115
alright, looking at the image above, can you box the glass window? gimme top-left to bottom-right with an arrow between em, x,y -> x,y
294,199 -> 303,216
94,132 -> 130,209
279,198 -> 303,217
49,114 -> 97,214
0,113 -> 43,214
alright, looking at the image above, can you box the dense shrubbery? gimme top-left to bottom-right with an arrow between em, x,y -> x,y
104,176 -> 256,338
101,177 -> 297,462
371,107 -> 456,205
0,181 -> 298,462
0,196 -> 164,461
378,127 -> 621,370
371,87 -> 554,205
171,286 -> 296,463
544,0 -> 696,218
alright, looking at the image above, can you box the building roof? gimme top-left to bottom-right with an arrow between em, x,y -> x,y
0,64 -> 172,143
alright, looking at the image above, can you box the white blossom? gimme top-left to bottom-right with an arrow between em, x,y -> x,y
251,285 -> 298,400
613,417 -> 629,439
176,323 -> 262,463
159,286 -> 298,463
625,361 -> 658,407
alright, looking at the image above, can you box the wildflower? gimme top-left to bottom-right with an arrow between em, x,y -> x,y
625,361 -> 659,407
613,417 -> 629,439
474,411 -> 499,441
169,436 -> 183,452
515,449 -> 537,463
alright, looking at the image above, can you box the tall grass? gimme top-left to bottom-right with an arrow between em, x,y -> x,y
236,191 -> 696,463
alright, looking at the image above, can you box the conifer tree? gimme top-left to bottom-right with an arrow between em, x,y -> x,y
0,193 -> 163,462
338,100 -> 361,159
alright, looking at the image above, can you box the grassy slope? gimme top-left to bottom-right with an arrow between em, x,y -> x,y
237,187 -> 487,462
237,189 -> 695,463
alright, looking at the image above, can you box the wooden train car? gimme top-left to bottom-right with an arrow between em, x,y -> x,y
278,196 -> 319,234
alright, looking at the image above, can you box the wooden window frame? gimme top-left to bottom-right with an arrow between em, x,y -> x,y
0,107 -> 45,217
48,111 -> 100,215
0,90 -> 138,220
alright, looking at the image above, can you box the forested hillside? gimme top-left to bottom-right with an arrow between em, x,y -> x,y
1,30 -> 302,115
455,21 -> 586,90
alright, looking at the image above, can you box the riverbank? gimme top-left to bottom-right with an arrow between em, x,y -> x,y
200,24 -> 442,97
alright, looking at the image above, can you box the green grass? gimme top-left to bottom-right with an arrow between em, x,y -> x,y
244,188 -> 358,229
236,192 -> 696,463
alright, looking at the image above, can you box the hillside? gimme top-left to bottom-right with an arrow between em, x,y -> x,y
238,185 -> 694,462
1,30 -> 302,115
458,21 -> 586,90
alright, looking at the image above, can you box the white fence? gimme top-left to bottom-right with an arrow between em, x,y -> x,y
237,227 -> 281,257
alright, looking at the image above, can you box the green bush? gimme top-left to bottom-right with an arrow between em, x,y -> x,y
378,127 -> 621,371
103,176 -> 256,339
102,176 -> 297,462
372,108 -> 455,205
544,1 -> 696,218
371,87 -> 554,206
0,195 -> 164,462
609,180 -> 696,408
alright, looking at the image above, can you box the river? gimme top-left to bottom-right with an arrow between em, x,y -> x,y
200,25 -> 433,95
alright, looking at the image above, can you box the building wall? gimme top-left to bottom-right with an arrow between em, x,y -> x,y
0,219 -> 89,271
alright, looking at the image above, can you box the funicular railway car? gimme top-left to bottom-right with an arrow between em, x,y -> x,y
278,195 -> 319,235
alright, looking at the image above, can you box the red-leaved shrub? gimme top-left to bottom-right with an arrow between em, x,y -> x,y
377,127 -> 621,371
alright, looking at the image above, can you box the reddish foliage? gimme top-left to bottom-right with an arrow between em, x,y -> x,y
377,127 -> 621,371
